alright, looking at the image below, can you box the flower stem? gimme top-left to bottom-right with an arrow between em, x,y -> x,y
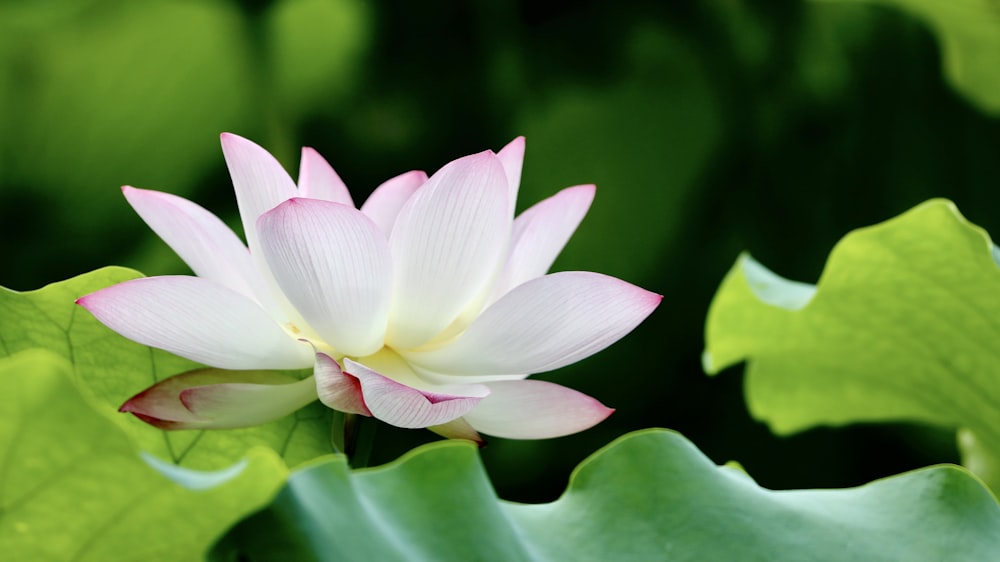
350,416 -> 377,469
330,410 -> 348,455
330,411 -> 378,468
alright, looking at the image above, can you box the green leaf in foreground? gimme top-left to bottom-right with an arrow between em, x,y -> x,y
0,267 -> 335,469
825,0 -> 1000,114
214,428 -> 1000,561
704,198 -> 1000,489
0,350 -> 287,561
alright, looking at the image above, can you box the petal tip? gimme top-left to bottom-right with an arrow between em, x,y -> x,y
119,390 -> 189,429
219,132 -> 254,151
503,136 -> 525,150
74,291 -> 100,308
125,411 -> 186,430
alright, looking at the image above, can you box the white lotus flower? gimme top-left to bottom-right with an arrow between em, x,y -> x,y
78,134 -> 661,441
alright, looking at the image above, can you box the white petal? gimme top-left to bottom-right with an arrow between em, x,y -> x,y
77,276 -> 312,369
121,369 -> 316,430
220,133 -> 298,254
257,198 -> 393,357
343,358 -> 485,428
359,170 -> 427,236
297,147 -> 354,206
406,271 -> 662,375
219,134 -> 315,329
122,186 -> 266,302
313,353 -> 371,416
492,184 -> 595,298
387,151 -> 510,349
464,380 -> 613,439
497,136 -> 525,215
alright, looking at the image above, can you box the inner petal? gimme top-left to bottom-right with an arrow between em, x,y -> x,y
353,348 -> 489,398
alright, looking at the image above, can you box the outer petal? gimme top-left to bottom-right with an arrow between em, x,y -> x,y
343,358 -> 486,428
492,184 -> 595,298
120,369 -> 317,430
298,147 -> 354,206
77,276 -> 313,369
122,186 -> 266,302
313,353 -> 371,416
463,379 -> 613,439
387,151 -> 510,349
497,136 -> 525,215
220,133 -> 298,254
359,170 -> 427,236
406,271 -> 662,376
258,198 -> 393,357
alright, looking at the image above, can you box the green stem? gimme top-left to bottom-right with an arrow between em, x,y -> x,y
350,416 -> 377,469
330,411 -> 378,468
330,410 -> 347,455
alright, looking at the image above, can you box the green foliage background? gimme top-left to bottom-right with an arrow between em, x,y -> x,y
3,0 -> 1000,504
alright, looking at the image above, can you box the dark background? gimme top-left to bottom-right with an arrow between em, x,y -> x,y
2,0 -> 996,502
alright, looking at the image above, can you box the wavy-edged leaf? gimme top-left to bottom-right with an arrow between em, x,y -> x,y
704,198 -> 1000,489
825,0 -> 1000,114
0,267 -> 335,469
214,428 -> 1000,561
0,349 -> 287,561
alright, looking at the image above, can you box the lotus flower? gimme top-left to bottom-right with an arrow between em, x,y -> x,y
78,134 -> 661,441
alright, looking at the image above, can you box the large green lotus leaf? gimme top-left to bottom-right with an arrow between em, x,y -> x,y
704,199 -> 1000,488
0,267 -> 335,469
1,0 -> 253,229
213,428 -> 1000,561
825,0 -> 1000,114
0,349 -> 287,561
0,0 -> 371,290
0,0 -> 369,214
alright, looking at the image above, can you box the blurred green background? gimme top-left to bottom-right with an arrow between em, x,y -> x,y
3,0 -> 999,502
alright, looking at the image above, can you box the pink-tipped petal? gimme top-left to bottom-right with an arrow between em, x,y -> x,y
122,186 -> 265,302
220,133 -> 298,254
497,136 -> 525,215
359,170 -> 427,236
387,151 -> 511,349
258,198 -> 393,357
120,369 -> 316,430
78,276 -> 313,369
428,417 -> 485,445
180,376 -> 317,429
297,147 -> 354,206
343,358 -> 486,429
493,184 -> 595,298
464,379 -> 613,439
407,271 -> 662,376
313,353 -> 371,416
120,370 -> 218,429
